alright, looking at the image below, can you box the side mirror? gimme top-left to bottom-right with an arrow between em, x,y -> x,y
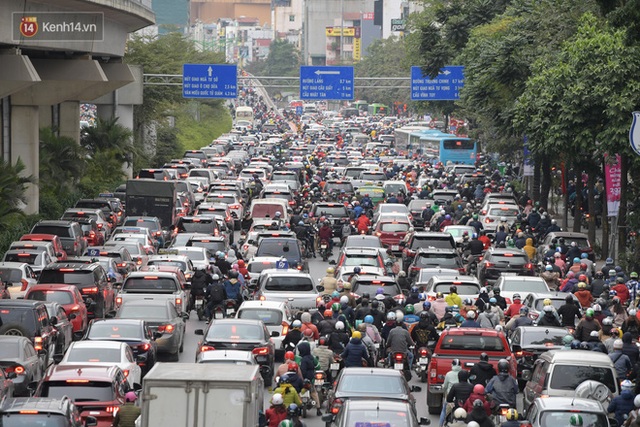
512,344 -> 522,353
69,313 -> 77,320
56,252 -> 63,258
247,239 -> 255,245
329,260 -> 336,265
182,312 -> 189,321
521,369 -> 532,381
411,385 -> 422,393
194,329 -> 204,336
316,285 -> 325,292
84,416 -> 98,427
53,354 -> 64,364
6,372 -> 16,380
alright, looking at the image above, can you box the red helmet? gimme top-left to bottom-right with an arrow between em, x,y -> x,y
324,309 -> 333,318
288,362 -> 299,372
473,384 -> 485,395
285,351 -> 295,361
578,274 -> 587,282
580,263 -> 587,271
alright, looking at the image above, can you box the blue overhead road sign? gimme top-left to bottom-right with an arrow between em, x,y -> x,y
183,64 -> 237,99
300,66 -> 354,100
411,66 -> 464,101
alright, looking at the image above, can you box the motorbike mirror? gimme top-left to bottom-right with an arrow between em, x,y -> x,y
329,260 -> 336,265
194,329 -> 204,335
316,285 -> 325,292
411,385 -> 422,393
53,354 -> 64,364
271,331 -> 280,337
521,370 -> 532,381
419,417 -> 431,425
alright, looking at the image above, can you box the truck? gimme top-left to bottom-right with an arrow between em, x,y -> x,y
116,269 -> 189,313
125,179 -> 177,230
137,363 -> 264,427
426,327 -> 516,414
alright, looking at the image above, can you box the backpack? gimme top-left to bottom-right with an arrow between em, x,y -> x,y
209,283 -> 225,303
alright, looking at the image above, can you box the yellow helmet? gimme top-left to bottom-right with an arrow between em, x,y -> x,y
578,282 -> 587,289
351,331 -> 362,339
543,298 -> 552,306
506,409 -> 518,421
326,267 -> 335,274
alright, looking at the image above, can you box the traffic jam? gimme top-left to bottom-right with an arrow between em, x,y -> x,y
0,92 -> 634,427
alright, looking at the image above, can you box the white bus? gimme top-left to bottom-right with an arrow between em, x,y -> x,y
235,106 -> 254,124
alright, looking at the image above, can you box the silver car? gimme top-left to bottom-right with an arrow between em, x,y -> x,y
254,269 -> 319,314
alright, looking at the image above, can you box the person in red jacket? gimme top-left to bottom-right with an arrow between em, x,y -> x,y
265,393 -> 288,427
612,277 -> 631,305
478,231 -> 491,250
237,259 -> 250,281
462,384 -> 492,416
503,294 -> 523,319
356,215 -> 371,234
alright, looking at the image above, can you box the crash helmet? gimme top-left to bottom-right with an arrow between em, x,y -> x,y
271,393 -> 284,405
497,359 -> 510,373
125,391 -> 137,402
506,409 -> 518,421
473,384 -> 485,394
364,315 -> 374,324
569,414 -> 583,426
335,321 -> 345,331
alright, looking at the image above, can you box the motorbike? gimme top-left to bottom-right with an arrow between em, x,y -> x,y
314,370 -> 330,404
391,351 -> 412,382
320,239 -> 330,262
299,380 -> 315,418
492,403 -> 512,426
330,355 -> 342,380
194,295 -> 206,321
224,299 -> 237,318
212,303 -> 225,320
415,347 -> 430,383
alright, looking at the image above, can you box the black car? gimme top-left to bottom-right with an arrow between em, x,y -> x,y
195,319 -> 276,386
476,247 -> 535,284
0,300 -> 57,365
38,262 -> 115,319
510,326 -> 567,387
254,237 -> 309,273
407,200 -> 432,230
407,248 -> 464,279
311,202 -> 351,239
401,231 -> 456,271
0,397 -> 97,427
82,319 -> 159,376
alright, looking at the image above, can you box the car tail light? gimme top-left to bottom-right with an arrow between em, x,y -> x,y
430,358 -> 438,378
123,369 -> 130,377
525,263 -> 534,270
5,365 -> 25,375
484,262 -> 494,268
139,343 -> 150,352
259,295 -> 266,301
116,297 -> 122,305
175,297 -> 182,306
515,350 -> 534,358
97,223 -> 103,229
158,324 -> 175,333
105,406 -> 119,413
229,204 -> 240,209
315,372 -> 326,380
297,265 -> 302,271
252,347 -> 269,355
34,337 -> 43,351
331,398 -> 343,414
154,231 -> 162,237
19,410 -> 39,414
214,229 -> 220,236
281,322 -> 289,336
529,312 -> 539,320
375,232 -> 381,237
82,287 -> 98,294
485,218 -> 494,223
410,266 -> 420,273
200,345 -> 215,352
243,245 -> 249,251
20,279 -> 28,292
427,295 -> 436,301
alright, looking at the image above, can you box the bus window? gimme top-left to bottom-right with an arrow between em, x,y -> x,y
443,139 -> 475,150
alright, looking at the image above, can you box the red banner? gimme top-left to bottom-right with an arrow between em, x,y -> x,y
604,153 -> 621,217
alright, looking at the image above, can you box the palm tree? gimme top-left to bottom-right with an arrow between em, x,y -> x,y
81,117 -> 135,166
39,127 -> 87,193
0,158 -> 34,230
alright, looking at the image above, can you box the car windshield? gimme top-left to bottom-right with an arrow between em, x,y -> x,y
177,220 -> 215,234
147,260 -> 187,271
0,309 -> 36,334
346,409 -> 412,427
439,334 -> 505,351
521,329 -> 566,346
433,284 -> 480,295
337,375 -> 406,394
187,240 -> 226,253
313,206 -> 348,217
443,227 -> 474,237
354,283 -> 399,297
0,268 -> 22,283
248,262 -> 276,274
41,381 -> 115,402
31,226 -> 71,237
66,348 -> 121,363
123,219 -> 159,232
380,222 -> 409,232
3,253 -> 41,264
255,241 -> 301,260
206,324 -> 263,341
344,254 -> 379,267
540,411 -> 607,427
176,249 -> 206,261
0,342 -> 20,358
264,277 -> 313,292
38,270 -> 95,286
0,414 -> 70,427
27,290 -> 74,305
410,237 -> 454,250
324,183 -> 354,193
345,237 -> 381,248
549,365 -> 617,392
491,254 -> 528,266
238,308 -> 283,325
501,280 -> 548,293
199,360 -> 253,365
123,278 -> 177,292
251,204 -> 283,218
118,304 -> 169,319
415,253 -> 461,269
534,298 -> 565,311
88,323 -> 142,340
488,207 -> 520,216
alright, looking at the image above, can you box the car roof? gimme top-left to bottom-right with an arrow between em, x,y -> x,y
540,350 -> 614,364
343,247 -> 380,255
0,261 -> 29,269
238,300 -> 288,310
209,318 -> 265,327
429,275 -> 480,284
126,270 -> 180,279
340,367 -> 404,377
344,398 -> 411,411
260,269 -> 310,277
28,284 -> 77,292
0,299 -> 43,308
197,350 -> 256,362
498,276 -> 546,283
69,340 -> 127,349
533,396 -> 605,411
488,247 -> 526,254
46,262 -> 100,271
0,397 -> 73,413
45,364 -> 122,381
91,318 -> 145,326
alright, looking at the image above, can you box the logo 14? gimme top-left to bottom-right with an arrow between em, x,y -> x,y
20,16 -> 38,37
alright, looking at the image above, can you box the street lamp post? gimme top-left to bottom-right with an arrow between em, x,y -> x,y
340,0 -> 344,62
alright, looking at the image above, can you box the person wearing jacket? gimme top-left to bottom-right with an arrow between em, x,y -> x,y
462,385 -> 491,417
610,339 -> 633,380
465,400 -> 495,427
505,307 -> 533,332
536,306 -> 562,327
113,392 -> 140,427
272,376 -> 302,408
439,359 -> 462,427
341,331 -> 371,367
477,303 -> 500,329
297,341 -> 322,416
575,308 -> 602,341
574,282 -> 593,308
622,332 -> 640,365
265,394 -> 288,427
386,322 -> 415,367
523,238 -> 536,260
446,370 -> 474,408
357,323 -> 378,364
432,292 -> 448,320
470,354 -> 497,387
327,321 -> 350,353
486,364 -> 518,408
557,295 -> 582,327
607,381 -> 635,426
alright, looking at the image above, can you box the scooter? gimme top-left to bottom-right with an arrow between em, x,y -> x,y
314,370 -> 329,404
299,380 -> 315,418
392,352 -> 412,382
224,299 -> 237,318
330,355 -> 342,380
320,239 -> 330,262
194,296 -> 205,321
415,347 -> 430,383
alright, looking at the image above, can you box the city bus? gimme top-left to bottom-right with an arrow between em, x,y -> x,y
394,125 -> 430,152
235,106 -> 254,124
353,100 -> 369,114
408,130 -> 477,165
368,103 -> 389,115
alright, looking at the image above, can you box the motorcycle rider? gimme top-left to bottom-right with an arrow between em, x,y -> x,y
319,267 -> 338,295
440,359 -> 462,427
318,220 -> 333,252
204,274 -> 226,320
113,391 -> 140,427
386,319 -> 415,368
297,341 -> 323,416
557,294 -> 582,327
188,266 -> 213,315
317,309 -> 337,336
411,311 -> 439,349
500,409 -> 520,427
461,310 -> 481,328
486,359 -> 518,409
445,285 -> 462,307
574,308 -> 602,341
341,330 -> 371,368
223,270 -> 242,308
265,393 -> 288,427
470,353 -> 497,387
327,321 -> 350,353
537,305 -> 562,327
282,320 -> 304,353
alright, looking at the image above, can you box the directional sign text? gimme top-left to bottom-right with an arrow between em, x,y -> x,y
300,66 -> 354,100
183,64 -> 237,99
410,66 -> 465,101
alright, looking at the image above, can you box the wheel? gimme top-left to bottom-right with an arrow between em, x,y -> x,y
420,370 -> 427,383
0,323 -> 29,336
302,405 -> 307,418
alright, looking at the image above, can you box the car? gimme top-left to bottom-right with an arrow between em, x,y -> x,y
254,269 -> 320,313
145,253 -> 195,283
536,231 -> 595,262
335,266 -> 386,287
9,240 -> 60,264
0,300 -> 56,365
254,237 -> 308,273
525,396 -> 615,426
195,319 -> 276,386
25,284 -> 88,335
423,275 -> 481,301
20,233 -> 68,260
103,241 -> 149,269
240,229 -> 297,261
186,235 -> 228,256
58,341 -> 142,389
351,276 -> 403,300
0,261 -> 38,298
374,218 -> 412,253
38,262 -> 115,319
479,204 -> 520,232
414,268 -> 462,290
236,300 -> 293,360
30,220 -> 88,257
2,249 -> 54,277
401,231 -> 456,271
325,367 -> 420,416
118,268 -> 189,314
0,396 -> 97,427
335,247 -> 385,271
60,209 -> 112,240
323,398 -> 429,427
442,225 -> 476,247
175,215 -> 222,238
407,199 -> 433,230
82,319 -> 159,376
522,292 -> 580,324
35,365 -> 129,427
196,349 -> 259,365
192,204 -> 234,237
342,235 -> 384,249
372,203 -> 411,225
522,350 -> 618,409
108,233 -> 156,256
43,302 -> 74,358
115,300 -> 187,361
169,246 -> 211,271
311,202 -> 351,239
494,276 -> 550,304
510,326 -> 568,387
408,248 -> 465,279
84,246 -> 136,276
65,256 -> 124,288
0,335 -> 45,397
71,217 -> 105,246
121,216 -> 169,248
75,197 -> 124,227
477,247 -> 536,284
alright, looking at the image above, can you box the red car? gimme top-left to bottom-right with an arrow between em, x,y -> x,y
374,219 -> 411,253
20,234 -> 67,260
25,284 -> 88,335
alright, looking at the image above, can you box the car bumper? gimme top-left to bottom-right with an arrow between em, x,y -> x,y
156,333 -> 180,354
11,375 -> 29,396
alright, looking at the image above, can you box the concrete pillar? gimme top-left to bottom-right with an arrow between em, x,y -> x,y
39,105 -> 53,130
59,101 -> 80,143
10,105 -> 39,214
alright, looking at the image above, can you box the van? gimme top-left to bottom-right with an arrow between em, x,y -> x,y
243,198 -> 290,230
522,350 -> 619,410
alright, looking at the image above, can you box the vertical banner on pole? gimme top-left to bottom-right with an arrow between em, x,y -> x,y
604,153 -> 622,217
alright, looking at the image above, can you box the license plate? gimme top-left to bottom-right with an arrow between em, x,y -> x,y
321,244 -> 327,249
315,379 -> 324,386
391,245 -> 399,251
331,363 -> 340,370
226,308 -> 234,315
374,343 -> 380,349
195,300 -> 203,308
394,363 -> 404,370
419,357 -> 429,364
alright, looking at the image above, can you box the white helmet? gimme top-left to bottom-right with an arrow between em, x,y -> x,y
335,321 -> 345,331
395,311 -> 404,322
340,295 -> 349,305
272,393 -> 284,405
468,422 -> 480,427
467,310 -> 476,319
212,274 -> 220,280
453,408 -> 467,420
387,312 -> 396,321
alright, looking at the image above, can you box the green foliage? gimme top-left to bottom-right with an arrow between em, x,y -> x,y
354,37 -> 410,104
153,123 -> 183,166
248,39 -> 300,77
175,103 -> 233,151
81,117 -> 135,166
0,158 -> 34,231
39,128 -> 86,194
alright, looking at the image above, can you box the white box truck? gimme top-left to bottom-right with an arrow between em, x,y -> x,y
138,363 -> 264,427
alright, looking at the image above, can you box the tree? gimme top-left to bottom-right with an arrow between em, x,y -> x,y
39,127 -> 86,194
81,117 -> 135,166
0,159 -> 34,230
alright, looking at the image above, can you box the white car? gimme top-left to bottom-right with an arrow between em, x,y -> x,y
2,249 -> 54,277
0,262 -> 38,298
9,241 -> 60,264
196,349 -> 259,365
478,204 -> 521,232
236,300 -> 293,355
171,246 -> 210,271
494,275 -> 550,304
59,340 -> 142,388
